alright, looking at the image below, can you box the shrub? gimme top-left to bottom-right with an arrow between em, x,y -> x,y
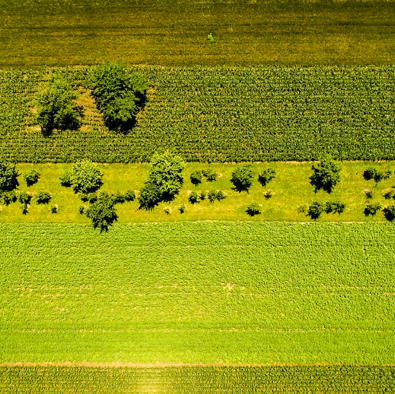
112,191 -> 126,204
90,61 -> 147,133
59,171 -> 72,187
85,192 -> 118,232
178,204 -> 186,213
363,167 -> 391,183
202,169 -> 218,182
36,75 -> 83,136
231,165 -> 254,192
246,202 -> 262,216
208,190 -> 217,202
79,205 -> 86,214
258,168 -> 276,186
51,204 -> 58,213
18,191 -> 32,205
1,191 -> 17,206
363,189 -> 373,199
124,190 -> 136,202
145,151 -> 185,202
67,160 -> 103,194
189,191 -> 199,204
20,204 -> 29,215
364,203 -> 382,216
383,205 -> 395,221
307,202 -> 325,219
310,155 -> 341,193
0,163 -> 19,192
23,169 -> 40,187
164,207 -> 171,215
297,204 -> 308,214
35,191 -> 51,204
190,171 -> 202,185
199,191 -> 207,201
216,190 -> 226,201
138,181 -> 162,211
263,189 -> 274,199
382,189 -> 395,199
325,201 -> 346,214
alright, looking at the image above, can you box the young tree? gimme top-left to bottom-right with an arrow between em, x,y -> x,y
231,165 -> 254,192
60,160 -> 103,194
258,168 -> 276,186
307,202 -> 325,219
23,169 -> 40,187
138,181 -> 162,211
0,163 -> 19,192
246,202 -> 262,216
36,75 -> 83,136
85,192 -> 118,232
310,155 -> 341,193
90,61 -> 147,133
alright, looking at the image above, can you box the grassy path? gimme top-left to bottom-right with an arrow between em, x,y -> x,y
2,162 -> 395,224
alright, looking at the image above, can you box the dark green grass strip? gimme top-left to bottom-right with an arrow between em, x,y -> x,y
0,365 -> 394,393
1,0 -> 395,67
0,222 -> 394,364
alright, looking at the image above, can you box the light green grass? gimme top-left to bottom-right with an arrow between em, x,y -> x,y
1,365 -> 394,393
2,162 -> 395,224
0,222 -> 394,363
0,0 -> 395,67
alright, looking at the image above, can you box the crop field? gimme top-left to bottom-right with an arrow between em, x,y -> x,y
1,0 -> 395,68
1,65 -> 395,163
1,222 -> 394,365
3,161 -> 395,224
1,365 -> 394,393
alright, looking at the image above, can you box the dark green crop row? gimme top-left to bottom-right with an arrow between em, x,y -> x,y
0,65 -> 395,163
1,365 -> 394,393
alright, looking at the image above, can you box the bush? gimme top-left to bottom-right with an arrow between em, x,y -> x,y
138,181 -> 162,211
143,151 -> 185,204
64,160 -> 103,194
363,167 -> 391,183
216,190 -> 226,201
18,191 -> 32,205
36,75 -> 83,136
163,207 -> 171,215
202,169 -> 218,182
0,163 -> 19,192
382,189 -> 395,199
363,189 -> 373,198
258,168 -> 276,186
20,204 -> 29,215
79,205 -> 86,214
246,202 -> 262,216
23,169 -> 40,187
364,203 -> 382,216
383,205 -> 395,221
263,189 -> 274,199
310,155 -> 341,193
199,191 -> 207,201
190,171 -> 202,185
325,201 -> 346,214
178,204 -> 186,214
59,171 -> 72,187
307,202 -> 325,219
51,204 -> 58,214
124,190 -> 136,202
112,191 -> 126,204
1,191 -> 17,206
85,192 -> 118,232
188,191 -> 199,204
90,61 -> 147,133
230,165 -> 254,192
208,190 -> 217,202
35,191 -> 51,204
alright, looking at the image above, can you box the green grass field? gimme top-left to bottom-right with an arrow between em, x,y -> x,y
1,222 -> 394,364
1,365 -> 394,393
2,162 -> 395,224
0,0 -> 395,68
2,65 -> 395,163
